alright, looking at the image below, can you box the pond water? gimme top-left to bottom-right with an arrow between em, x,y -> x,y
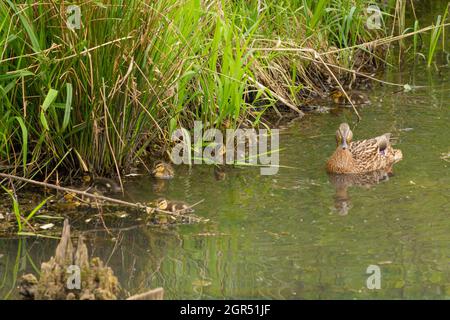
1,6 -> 449,300
1,59 -> 448,300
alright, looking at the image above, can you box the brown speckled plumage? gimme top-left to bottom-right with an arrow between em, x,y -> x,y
330,90 -> 370,105
326,123 -> 403,174
155,198 -> 194,214
152,161 -> 175,179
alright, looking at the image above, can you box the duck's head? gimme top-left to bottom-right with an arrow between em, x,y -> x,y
155,198 -> 168,210
152,163 -> 165,174
330,90 -> 345,103
335,123 -> 353,150
152,162 -> 174,178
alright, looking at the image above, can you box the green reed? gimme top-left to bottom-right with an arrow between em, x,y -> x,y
427,5 -> 449,67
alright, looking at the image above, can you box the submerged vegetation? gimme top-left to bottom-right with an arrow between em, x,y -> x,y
0,0 -> 448,180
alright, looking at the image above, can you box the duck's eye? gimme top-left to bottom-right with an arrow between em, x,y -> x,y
345,130 -> 353,144
336,131 -> 344,145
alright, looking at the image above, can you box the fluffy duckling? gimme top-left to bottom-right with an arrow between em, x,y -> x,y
91,177 -> 122,193
152,161 -> 175,179
82,175 -> 122,194
155,198 -> 194,214
330,90 -> 370,105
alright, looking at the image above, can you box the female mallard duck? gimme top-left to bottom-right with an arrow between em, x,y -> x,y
155,198 -> 194,214
330,90 -> 370,105
152,161 -> 174,179
326,123 -> 403,174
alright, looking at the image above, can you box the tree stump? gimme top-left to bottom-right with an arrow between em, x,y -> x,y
19,219 -> 163,300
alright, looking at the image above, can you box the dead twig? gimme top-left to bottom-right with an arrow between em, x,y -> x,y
0,173 -> 205,222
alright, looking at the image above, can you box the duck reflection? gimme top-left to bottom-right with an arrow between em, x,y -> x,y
328,168 -> 393,215
152,178 -> 169,193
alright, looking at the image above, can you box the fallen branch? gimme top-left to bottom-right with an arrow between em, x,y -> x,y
0,172 -> 144,208
0,173 -> 205,222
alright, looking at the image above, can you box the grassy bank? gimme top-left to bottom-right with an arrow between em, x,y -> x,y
0,0 -> 446,179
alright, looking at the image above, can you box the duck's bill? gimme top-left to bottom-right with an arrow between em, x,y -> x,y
340,140 -> 349,150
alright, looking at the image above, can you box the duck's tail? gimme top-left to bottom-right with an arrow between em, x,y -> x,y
393,149 -> 403,163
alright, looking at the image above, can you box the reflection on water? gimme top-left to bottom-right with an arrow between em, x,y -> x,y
328,170 -> 393,216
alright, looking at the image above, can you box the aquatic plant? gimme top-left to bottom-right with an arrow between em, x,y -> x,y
427,6 -> 449,67
1,186 -> 51,234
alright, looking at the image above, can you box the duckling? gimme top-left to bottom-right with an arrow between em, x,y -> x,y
326,123 -> 403,174
214,165 -> 227,181
91,177 -> 122,194
155,198 -> 194,214
82,175 -> 122,194
152,161 -> 175,179
330,90 -> 370,105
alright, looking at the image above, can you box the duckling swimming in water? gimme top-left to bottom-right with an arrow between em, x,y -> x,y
82,175 -> 122,194
155,198 -> 194,214
326,123 -> 403,174
330,90 -> 370,106
91,177 -> 122,193
152,161 -> 175,179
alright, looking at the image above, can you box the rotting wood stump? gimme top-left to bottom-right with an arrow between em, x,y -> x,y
18,219 -> 163,300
